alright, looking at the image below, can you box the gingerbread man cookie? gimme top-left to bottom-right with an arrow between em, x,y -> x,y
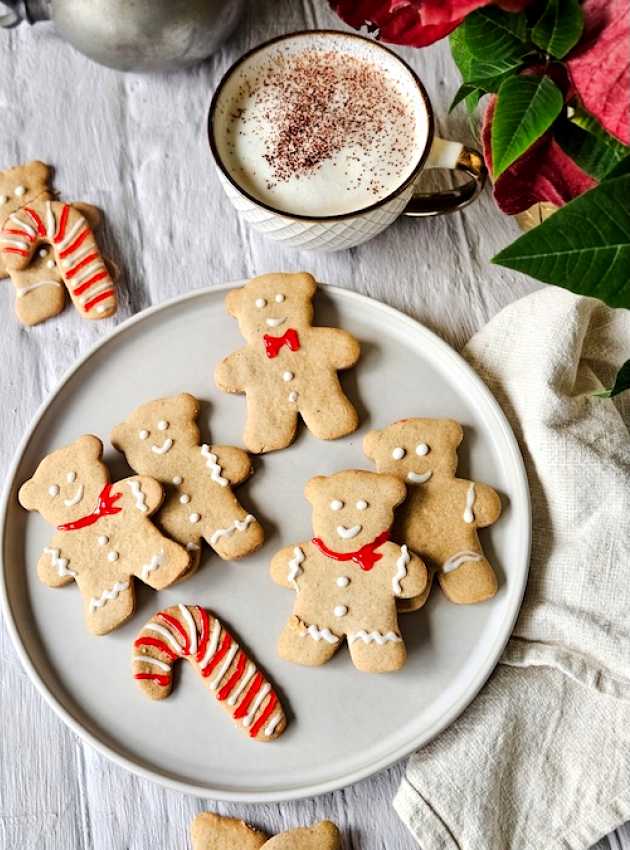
133,604 -> 287,741
111,393 -> 264,569
364,418 -> 502,605
215,272 -> 360,453
271,470 -> 428,673
0,160 -> 116,325
18,436 -> 191,635
191,813 -> 341,850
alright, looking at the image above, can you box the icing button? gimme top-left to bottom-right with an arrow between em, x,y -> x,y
336,576 -> 350,588
334,605 -> 348,618
38,248 -> 48,258
0,195 -> 7,205
107,551 -> 119,562
288,391 -> 299,403
46,259 -> 55,269
172,475 -> 183,485
97,535 -> 109,546
189,512 -> 201,524
14,185 -> 26,197
180,494 -> 191,504
282,371 -> 294,382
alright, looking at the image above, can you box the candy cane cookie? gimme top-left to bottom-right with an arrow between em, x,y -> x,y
132,604 -> 287,742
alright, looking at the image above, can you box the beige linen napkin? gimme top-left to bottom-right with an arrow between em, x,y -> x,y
394,287 -> 630,850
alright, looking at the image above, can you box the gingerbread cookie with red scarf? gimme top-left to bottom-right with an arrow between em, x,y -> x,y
191,813 -> 341,850
214,273 -> 360,453
18,435 -> 191,635
270,470 -> 428,672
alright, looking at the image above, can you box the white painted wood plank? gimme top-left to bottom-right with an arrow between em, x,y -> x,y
0,1 -> 621,849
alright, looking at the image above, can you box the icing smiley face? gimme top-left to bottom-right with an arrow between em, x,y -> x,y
224,272 -> 316,344
363,418 -> 463,484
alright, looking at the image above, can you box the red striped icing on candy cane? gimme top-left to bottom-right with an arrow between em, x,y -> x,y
132,604 -> 286,741
1,200 -> 117,319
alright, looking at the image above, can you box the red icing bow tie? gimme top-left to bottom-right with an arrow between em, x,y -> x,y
312,530 -> 390,571
57,482 -> 123,531
263,328 -> 300,359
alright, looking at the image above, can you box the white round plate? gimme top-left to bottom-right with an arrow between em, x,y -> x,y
1,282 -> 530,802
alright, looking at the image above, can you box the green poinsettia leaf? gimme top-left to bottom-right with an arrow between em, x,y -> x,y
450,12 -> 530,93
449,83 -> 478,112
492,175 -> 630,308
603,154 -> 630,180
593,359 -> 630,398
462,7 -> 529,60
491,75 -> 564,177
531,0 -> 583,59
465,88 -> 482,113
555,109 -> 630,180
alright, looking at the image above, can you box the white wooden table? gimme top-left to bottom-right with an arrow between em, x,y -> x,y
0,2 -> 626,848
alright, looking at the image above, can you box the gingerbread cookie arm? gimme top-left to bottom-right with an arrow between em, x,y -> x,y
314,327 -> 361,370
383,542 -> 428,600
37,534 -> 78,587
114,475 -> 164,516
466,481 -> 502,527
270,544 -> 306,588
215,348 -> 253,394
75,569 -> 135,636
191,813 -> 268,850
204,444 -> 252,486
132,604 -> 287,742
264,822 -> 342,850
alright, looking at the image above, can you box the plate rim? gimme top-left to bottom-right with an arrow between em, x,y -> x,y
0,281 -> 531,802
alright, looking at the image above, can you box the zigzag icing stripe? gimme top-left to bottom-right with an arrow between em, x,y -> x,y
127,479 -> 148,512
140,551 -> 164,580
209,514 -> 255,547
348,630 -> 402,645
287,546 -> 304,588
300,623 -> 340,644
442,550 -> 483,574
200,444 -> 228,487
392,544 -> 409,594
89,579 -> 130,612
44,546 -> 77,578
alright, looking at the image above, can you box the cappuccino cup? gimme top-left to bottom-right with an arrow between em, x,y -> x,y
208,30 -> 486,253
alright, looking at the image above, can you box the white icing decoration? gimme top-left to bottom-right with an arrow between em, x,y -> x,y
128,479 -> 148,512
178,604 -> 198,655
151,438 -> 173,455
301,624 -> 339,644
330,499 -> 344,511
189,513 -> 201,524
463,483 -> 476,524
9,213 -> 35,237
107,551 -> 119,562
179,494 -> 190,504
392,545 -> 409,594
416,443 -> 430,456
288,391 -> 299,403
133,655 -> 171,672
337,524 -> 361,540
97,535 -> 108,546
65,242 -> 93,269
89,579 -> 129,612
264,712 -> 283,737
74,261 -> 103,287
146,622 -> 183,654
287,546 -> 304,588
48,484 -> 59,497
140,551 -> 164,579
139,429 -> 149,440
44,546 -> 77,578
336,576 -> 350,587
186,542 -> 200,551
407,470 -> 432,484
200,619 -> 221,668
275,293 -> 285,303
255,297 -> 266,308
334,605 -> 348,617
45,201 -> 55,239
157,420 -> 168,431
209,514 -> 255,546
14,185 -> 26,197
282,371 -> 294,382
200,444 -> 229,487
0,195 -> 7,205
356,499 -> 368,510
46,259 -> 55,269
442,550 -> 483,575
95,305 -> 108,315
38,248 -> 47,257
348,630 -> 402,645
265,316 -> 286,328
66,471 -> 76,483
243,683 -> 271,728
16,281 -> 63,299
63,484 -> 84,507
57,215 -> 85,252
392,447 -> 405,460
172,475 -> 183,485
1,236 -> 29,250
209,642 -> 239,690
228,661 -> 255,706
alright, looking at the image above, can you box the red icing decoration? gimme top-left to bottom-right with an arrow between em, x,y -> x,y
201,632 -> 232,677
65,251 -> 99,279
3,247 -> 28,257
233,672 -> 263,719
57,482 -> 122,531
156,611 -> 189,655
263,328 -> 300,358
54,204 -> 70,243
23,206 -> 46,236
312,529 -> 390,571
74,269 -> 107,297
195,606 -> 210,663
217,651 -> 246,701
134,636 -> 179,662
59,227 -> 89,259
3,228 -> 33,239
134,672 -> 170,687
249,693 -> 277,738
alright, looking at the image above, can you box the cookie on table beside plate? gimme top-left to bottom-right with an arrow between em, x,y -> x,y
364,418 -> 502,605
133,604 -> 287,742
215,272 -> 360,453
18,435 -> 191,635
0,160 -> 117,326
191,813 -> 341,850
111,393 -> 264,573
271,470 -> 428,673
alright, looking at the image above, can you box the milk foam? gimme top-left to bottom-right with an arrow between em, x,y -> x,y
213,36 -> 429,218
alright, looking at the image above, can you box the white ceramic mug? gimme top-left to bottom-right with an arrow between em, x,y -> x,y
208,30 -> 486,253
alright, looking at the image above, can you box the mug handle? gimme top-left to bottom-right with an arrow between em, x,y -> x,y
403,137 -> 487,217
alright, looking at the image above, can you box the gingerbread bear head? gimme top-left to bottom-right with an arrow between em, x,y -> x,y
111,393 -> 200,477
0,160 -> 52,224
363,418 -> 463,483
18,435 -> 108,526
224,272 -> 317,345
305,469 -> 406,553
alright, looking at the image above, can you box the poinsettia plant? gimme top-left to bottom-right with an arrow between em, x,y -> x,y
330,0 -> 630,310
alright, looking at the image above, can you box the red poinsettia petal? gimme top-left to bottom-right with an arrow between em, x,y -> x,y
482,97 -> 596,214
329,0 -> 528,47
567,0 -> 630,144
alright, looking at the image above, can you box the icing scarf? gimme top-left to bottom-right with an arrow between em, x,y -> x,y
263,328 -> 300,359
57,483 -> 123,531
312,530 -> 390,571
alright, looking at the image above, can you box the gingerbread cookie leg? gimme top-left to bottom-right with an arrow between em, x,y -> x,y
75,570 -> 136,635
243,387 -> 299,454
277,615 -> 341,667
298,379 -> 358,442
438,549 -> 497,604
346,628 -> 407,673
